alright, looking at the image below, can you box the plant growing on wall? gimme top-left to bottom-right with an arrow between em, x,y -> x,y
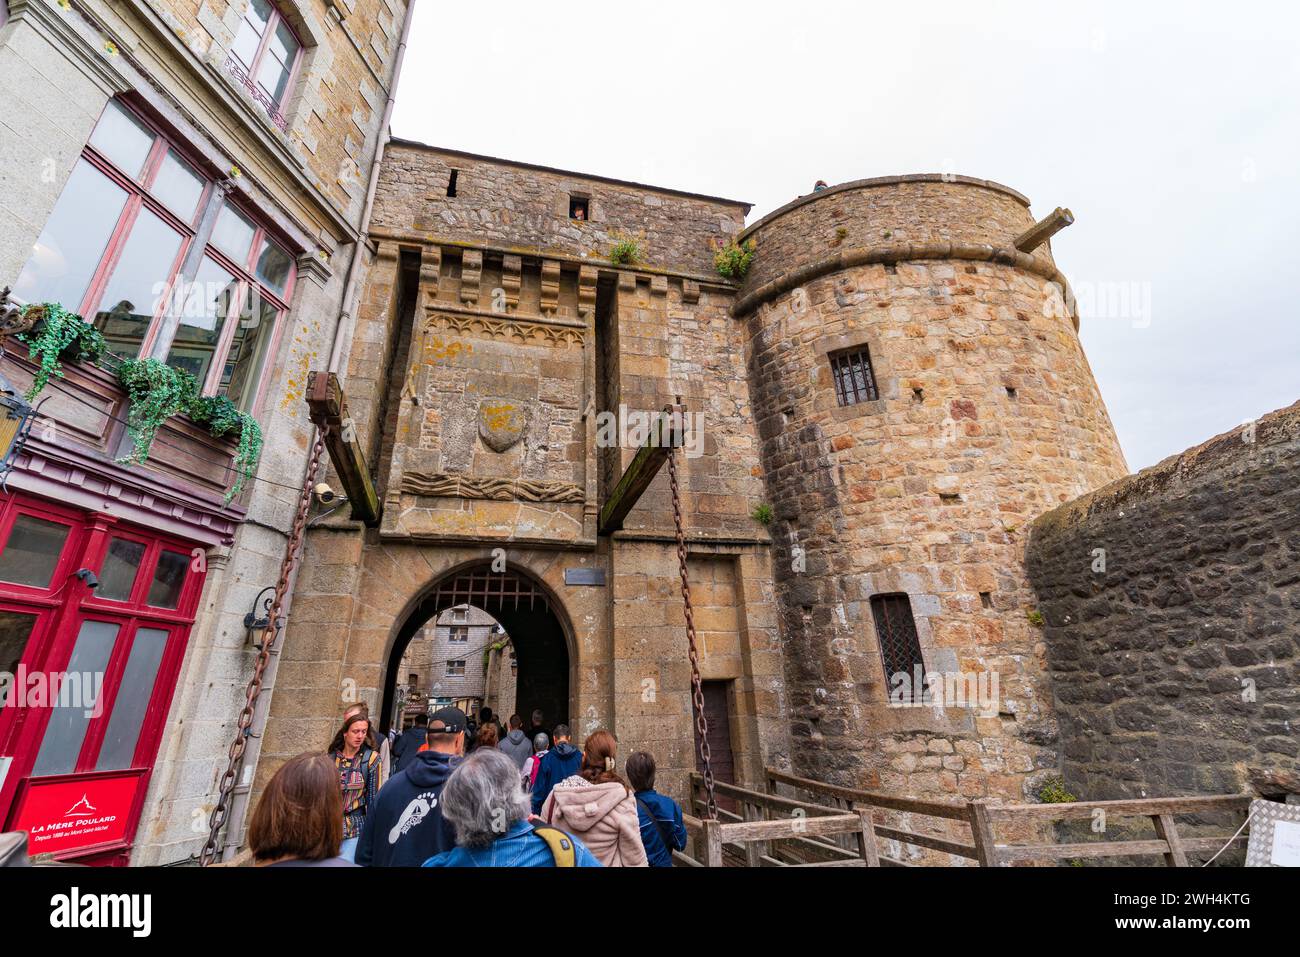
751,502 -> 774,526
17,302 -> 107,400
713,237 -> 756,280
608,232 -> 642,266
1036,777 -> 1077,804
1026,609 -> 1045,627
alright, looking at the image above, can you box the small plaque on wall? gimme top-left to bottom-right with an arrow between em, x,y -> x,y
564,568 -> 606,586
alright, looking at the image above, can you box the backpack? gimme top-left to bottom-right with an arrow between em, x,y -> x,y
529,750 -> 547,788
531,824 -> 576,867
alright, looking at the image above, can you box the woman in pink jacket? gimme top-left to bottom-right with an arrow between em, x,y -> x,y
539,729 -> 648,867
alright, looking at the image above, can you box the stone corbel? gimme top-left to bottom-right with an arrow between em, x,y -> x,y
650,275 -> 668,299
540,259 -> 561,316
577,265 -> 598,320
682,279 -> 700,304
296,249 -> 334,288
617,271 -> 636,293
502,254 -> 522,314
419,245 -> 441,304
460,249 -> 482,306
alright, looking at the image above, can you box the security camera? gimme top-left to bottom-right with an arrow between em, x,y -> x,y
314,482 -> 340,505
75,568 -> 100,590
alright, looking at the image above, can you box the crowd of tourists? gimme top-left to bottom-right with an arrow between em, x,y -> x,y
244,704 -> 687,867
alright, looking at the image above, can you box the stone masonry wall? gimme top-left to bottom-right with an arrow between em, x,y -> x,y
1027,401 -> 1300,801
737,177 -> 1129,812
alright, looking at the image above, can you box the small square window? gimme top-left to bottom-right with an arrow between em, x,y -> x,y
569,196 -> 589,221
829,347 -> 879,406
449,626 -> 469,643
445,659 -> 465,677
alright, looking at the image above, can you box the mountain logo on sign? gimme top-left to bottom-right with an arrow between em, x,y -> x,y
65,794 -> 97,817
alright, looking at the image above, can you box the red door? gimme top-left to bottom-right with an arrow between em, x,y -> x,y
0,493 -> 205,864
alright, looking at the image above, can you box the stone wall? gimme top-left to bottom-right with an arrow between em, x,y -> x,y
736,176 -> 1129,807
374,142 -> 749,276
1027,401 -> 1300,800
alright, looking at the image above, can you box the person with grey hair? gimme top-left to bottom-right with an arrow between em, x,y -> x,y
521,732 -> 549,792
423,749 -> 601,867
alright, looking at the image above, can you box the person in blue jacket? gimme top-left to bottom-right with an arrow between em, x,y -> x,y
425,749 -> 602,868
625,750 -> 688,867
529,723 -> 583,814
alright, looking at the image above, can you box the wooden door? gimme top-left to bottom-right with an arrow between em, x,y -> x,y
693,680 -> 736,811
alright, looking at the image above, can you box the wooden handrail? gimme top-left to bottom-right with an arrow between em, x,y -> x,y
765,766 -> 971,821
986,794 -> 1251,820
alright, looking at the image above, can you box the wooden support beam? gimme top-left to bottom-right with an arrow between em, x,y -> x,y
305,371 -> 381,527
1014,206 -> 1074,253
598,404 -> 685,535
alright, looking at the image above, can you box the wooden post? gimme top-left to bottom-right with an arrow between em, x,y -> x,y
743,800 -> 763,868
305,371 -> 381,526
702,818 -> 724,868
855,806 -> 881,867
1152,813 -> 1189,867
968,799 -> 1000,867
1013,207 -> 1074,253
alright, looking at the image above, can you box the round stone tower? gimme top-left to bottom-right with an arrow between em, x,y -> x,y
734,175 -> 1128,806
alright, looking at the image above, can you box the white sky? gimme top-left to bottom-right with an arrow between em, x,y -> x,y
390,0 -> 1300,471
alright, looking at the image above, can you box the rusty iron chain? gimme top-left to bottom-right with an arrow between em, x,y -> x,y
200,428 -> 328,866
667,438 -> 717,820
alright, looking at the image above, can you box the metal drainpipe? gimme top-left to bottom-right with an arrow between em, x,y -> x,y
211,0 -> 417,862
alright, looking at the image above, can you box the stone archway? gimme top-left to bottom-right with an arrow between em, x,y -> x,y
378,560 -> 575,732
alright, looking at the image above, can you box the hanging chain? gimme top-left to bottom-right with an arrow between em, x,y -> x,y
667,439 -> 717,820
200,428 -> 328,866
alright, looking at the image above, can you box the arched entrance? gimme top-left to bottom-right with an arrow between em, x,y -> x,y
380,562 -> 572,734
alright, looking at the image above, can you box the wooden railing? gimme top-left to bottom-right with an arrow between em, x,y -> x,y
672,768 -> 1253,867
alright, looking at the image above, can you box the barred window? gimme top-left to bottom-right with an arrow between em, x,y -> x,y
870,594 -> 925,687
445,660 -> 465,677
830,346 -> 879,406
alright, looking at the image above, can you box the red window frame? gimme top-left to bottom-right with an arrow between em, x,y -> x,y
0,493 -> 207,861
231,1 -> 304,112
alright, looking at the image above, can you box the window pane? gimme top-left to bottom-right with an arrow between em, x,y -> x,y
268,19 -> 299,65
0,514 -> 70,589
12,159 -> 128,311
88,101 -> 156,180
146,550 -> 188,608
31,620 -> 118,777
246,0 -> 273,33
255,54 -> 292,105
168,257 -> 239,386
99,537 -> 146,602
95,627 -> 168,771
253,238 -> 292,297
210,203 -> 256,263
222,295 -> 277,411
92,207 -> 185,358
152,150 -> 205,222
0,611 -> 40,703
231,19 -> 261,67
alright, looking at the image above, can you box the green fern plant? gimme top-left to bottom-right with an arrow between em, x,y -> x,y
609,233 -> 642,266
17,302 -> 107,400
751,502 -> 774,526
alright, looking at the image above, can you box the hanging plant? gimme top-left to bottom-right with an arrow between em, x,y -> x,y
16,302 -> 108,400
116,357 -> 198,467
186,392 -> 263,503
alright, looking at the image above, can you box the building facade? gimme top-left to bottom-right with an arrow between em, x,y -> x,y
0,0 -> 411,864
393,603 -> 510,726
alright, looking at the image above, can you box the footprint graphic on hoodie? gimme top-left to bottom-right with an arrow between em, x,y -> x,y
389,791 -> 438,844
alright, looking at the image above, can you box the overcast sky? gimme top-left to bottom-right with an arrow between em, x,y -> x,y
390,0 -> 1300,472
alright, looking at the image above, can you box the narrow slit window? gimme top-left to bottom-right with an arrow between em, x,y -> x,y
447,169 -> 459,197
830,346 -> 879,406
870,593 -> 926,690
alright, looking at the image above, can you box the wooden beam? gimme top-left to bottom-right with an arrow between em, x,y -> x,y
598,404 -> 685,535
305,371 -> 381,527
1014,206 -> 1074,253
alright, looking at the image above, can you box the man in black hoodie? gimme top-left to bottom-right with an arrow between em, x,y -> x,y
391,713 -> 428,773
356,707 -> 466,866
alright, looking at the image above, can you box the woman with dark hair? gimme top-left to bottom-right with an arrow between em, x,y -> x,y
539,729 -> 647,866
248,753 -> 356,866
329,712 -> 381,863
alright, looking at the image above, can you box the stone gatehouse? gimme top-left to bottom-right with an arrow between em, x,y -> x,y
258,141 -> 1131,813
